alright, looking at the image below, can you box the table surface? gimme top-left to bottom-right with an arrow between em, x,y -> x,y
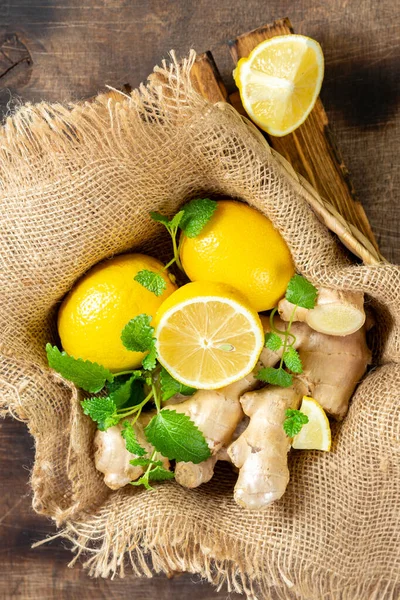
0,1 -> 399,598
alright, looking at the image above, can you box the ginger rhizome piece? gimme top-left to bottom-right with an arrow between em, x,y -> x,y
228,379 -> 308,509
94,412 -> 169,490
278,287 -> 365,336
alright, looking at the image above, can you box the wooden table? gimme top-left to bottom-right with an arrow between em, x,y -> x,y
0,1 -> 398,598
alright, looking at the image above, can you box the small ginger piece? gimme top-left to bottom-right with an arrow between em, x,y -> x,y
278,287 -> 365,336
228,379 -> 308,509
94,412 -> 169,490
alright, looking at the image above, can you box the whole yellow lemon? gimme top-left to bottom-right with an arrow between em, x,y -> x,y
179,200 -> 295,312
58,254 -> 177,371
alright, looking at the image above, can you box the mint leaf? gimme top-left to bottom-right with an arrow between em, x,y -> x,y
134,269 -> 167,297
108,372 -> 143,408
121,421 -> 147,455
150,211 -> 170,226
130,474 -> 153,490
160,367 -> 196,402
148,466 -> 175,481
145,409 -> 210,463
121,314 -> 154,352
46,344 -> 113,393
285,275 -> 318,309
169,210 -> 185,230
142,344 -> 157,371
179,198 -> 217,238
264,332 -> 283,352
284,408 -> 309,437
257,367 -> 293,388
81,396 -> 119,430
283,346 -> 303,374
130,457 -> 152,467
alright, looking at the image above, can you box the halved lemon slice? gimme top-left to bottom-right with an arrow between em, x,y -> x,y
154,281 -> 264,389
292,396 -> 331,451
234,35 -> 324,136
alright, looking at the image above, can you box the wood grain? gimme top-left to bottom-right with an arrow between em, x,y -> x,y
228,18 -> 378,249
0,1 -> 399,598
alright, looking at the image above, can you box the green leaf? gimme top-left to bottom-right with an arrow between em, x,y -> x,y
130,458 -> 163,467
264,332 -> 283,352
130,474 -> 153,490
257,367 -> 293,388
142,344 -> 157,371
285,274 -> 318,309
283,408 -> 309,437
148,466 -> 175,481
108,372 -> 144,408
46,344 -> 113,393
150,211 -> 170,226
160,367 -> 197,402
120,421 -> 147,455
283,346 -> 303,374
144,409 -> 211,463
179,198 -> 217,238
169,210 -> 185,230
121,314 -> 154,352
81,396 -> 119,431
134,269 -> 167,297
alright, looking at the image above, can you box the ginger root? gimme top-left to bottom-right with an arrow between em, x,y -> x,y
94,412 -> 169,490
228,379 -> 308,509
264,315 -> 371,419
278,287 -> 365,336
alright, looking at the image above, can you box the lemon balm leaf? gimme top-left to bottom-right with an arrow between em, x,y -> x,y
257,366 -> 293,388
145,409 -> 210,463
283,346 -> 303,374
121,314 -> 154,352
148,466 -> 175,481
81,396 -> 119,431
160,367 -> 196,401
46,344 -> 113,393
169,210 -> 185,230
150,211 -> 170,226
142,344 -> 157,371
264,332 -> 283,351
285,275 -> 318,309
179,198 -> 217,238
283,408 -> 309,437
121,421 -> 147,456
134,269 -> 167,297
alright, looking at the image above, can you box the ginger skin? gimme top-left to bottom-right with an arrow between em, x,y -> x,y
278,287 -> 365,336
94,412 -> 169,490
228,379 -> 308,509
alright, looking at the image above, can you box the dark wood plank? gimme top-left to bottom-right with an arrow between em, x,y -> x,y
228,18 -> 378,250
0,2 -> 399,598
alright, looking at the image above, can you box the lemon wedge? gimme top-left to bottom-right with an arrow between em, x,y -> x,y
292,396 -> 331,451
234,35 -> 324,136
154,281 -> 264,390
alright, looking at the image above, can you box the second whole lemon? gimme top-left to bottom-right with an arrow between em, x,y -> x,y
58,253 -> 177,372
179,200 -> 295,312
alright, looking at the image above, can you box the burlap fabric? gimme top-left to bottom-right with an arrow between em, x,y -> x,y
0,52 -> 399,599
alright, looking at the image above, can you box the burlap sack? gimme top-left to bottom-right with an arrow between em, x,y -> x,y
0,52 -> 399,600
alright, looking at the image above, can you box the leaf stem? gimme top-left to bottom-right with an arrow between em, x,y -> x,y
116,390 -> 154,419
279,304 -> 298,370
113,369 -> 137,377
171,227 -> 184,272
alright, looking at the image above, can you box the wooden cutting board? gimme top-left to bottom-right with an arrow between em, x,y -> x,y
190,18 -> 381,262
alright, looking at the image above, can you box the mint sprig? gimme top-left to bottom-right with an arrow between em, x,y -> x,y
264,332 -> 283,352
46,344 -> 114,393
121,314 -> 154,352
285,274 -> 318,309
134,269 -> 167,297
179,198 -> 217,238
145,409 -> 211,463
81,396 -> 120,431
257,366 -> 293,388
121,421 -> 147,456
283,408 -> 309,437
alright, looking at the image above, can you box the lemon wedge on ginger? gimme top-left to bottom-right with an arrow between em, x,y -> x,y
154,281 -> 264,390
234,35 -> 324,136
292,396 -> 331,451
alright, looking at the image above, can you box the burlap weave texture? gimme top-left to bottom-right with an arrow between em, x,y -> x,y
0,53 -> 399,599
